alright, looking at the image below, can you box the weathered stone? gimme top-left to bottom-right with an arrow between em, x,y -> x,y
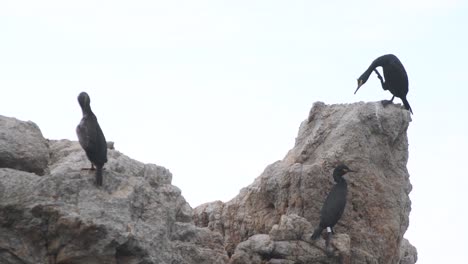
399,238 -> 418,264
229,214 -> 349,264
269,214 -> 312,241
0,140 -> 228,264
0,101 -> 417,264
195,101 -> 417,264
0,115 -> 49,175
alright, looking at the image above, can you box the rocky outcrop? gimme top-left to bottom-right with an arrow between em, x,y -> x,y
194,101 -> 417,264
0,136 -> 228,263
399,239 -> 418,264
0,101 -> 417,264
229,214 -> 351,264
0,116 -> 49,175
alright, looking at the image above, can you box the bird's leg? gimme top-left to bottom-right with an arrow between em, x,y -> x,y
373,69 -> 387,91
325,227 -> 333,257
374,68 -> 395,107
381,95 -> 395,107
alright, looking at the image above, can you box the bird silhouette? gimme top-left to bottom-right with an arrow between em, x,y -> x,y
355,54 -> 413,114
76,92 -> 108,186
311,164 -> 355,254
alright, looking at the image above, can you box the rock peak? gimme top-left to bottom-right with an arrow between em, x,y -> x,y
194,101 -> 416,263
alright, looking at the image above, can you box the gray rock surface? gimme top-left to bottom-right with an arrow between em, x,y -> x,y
0,101 -> 418,264
0,116 -> 49,175
194,101 -> 417,264
0,140 -> 228,264
229,214 -> 351,264
399,238 -> 418,264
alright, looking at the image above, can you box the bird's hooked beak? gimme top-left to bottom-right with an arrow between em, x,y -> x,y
354,79 -> 364,94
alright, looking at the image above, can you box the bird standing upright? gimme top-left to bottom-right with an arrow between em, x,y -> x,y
76,92 -> 108,186
354,54 -> 413,114
311,164 -> 355,253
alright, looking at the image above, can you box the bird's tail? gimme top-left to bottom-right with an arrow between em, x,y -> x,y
95,166 -> 103,186
311,227 -> 323,240
401,97 -> 413,114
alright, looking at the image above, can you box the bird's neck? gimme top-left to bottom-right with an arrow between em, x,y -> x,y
362,67 -> 374,82
335,178 -> 346,185
333,174 -> 347,185
81,105 -> 94,117
362,56 -> 386,81
370,55 -> 388,69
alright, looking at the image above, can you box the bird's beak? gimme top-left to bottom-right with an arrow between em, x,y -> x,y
348,169 -> 357,173
354,80 -> 363,94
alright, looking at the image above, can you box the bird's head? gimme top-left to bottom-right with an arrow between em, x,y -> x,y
354,77 -> 366,94
78,92 -> 91,108
354,67 -> 376,94
333,164 -> 356,182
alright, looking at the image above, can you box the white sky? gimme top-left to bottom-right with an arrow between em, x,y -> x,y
1,1 -> 467,263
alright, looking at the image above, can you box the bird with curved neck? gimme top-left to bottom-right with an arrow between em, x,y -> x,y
355,54 -> 413,114
311,164 -> 355,254
76,92 -> 108,186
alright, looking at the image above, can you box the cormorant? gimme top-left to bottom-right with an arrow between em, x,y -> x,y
354,54 -> 413,114
76,92 -> 108,186
311,164 -> 355,252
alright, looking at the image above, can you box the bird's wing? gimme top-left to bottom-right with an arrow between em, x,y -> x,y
94,122 -> 108,164
319,186 -> 347,227
385,65 -> 408,95
77,116 -> 99,157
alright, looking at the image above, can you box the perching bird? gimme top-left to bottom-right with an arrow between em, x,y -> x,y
311,164 -> 355,252
76,92 -> 108,186
354,54 -> 413,114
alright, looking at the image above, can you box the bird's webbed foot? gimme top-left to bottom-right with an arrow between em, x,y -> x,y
381,96 -> 395,107
381,100 -> 392,107
80,164 -> 96,171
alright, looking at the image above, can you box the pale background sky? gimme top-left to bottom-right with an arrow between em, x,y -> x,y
1,1 -> 467,263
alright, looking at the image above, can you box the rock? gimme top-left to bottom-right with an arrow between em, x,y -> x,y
269,214 -> 312,241
0,115 -> 49,175
0,140 -> 228,263
193,200 -> 225,235
107,141 -> 115,150
229,214 -> 349,264
399,238 -> 418,264
194,101 -> 417,264
0,101 -> 417,264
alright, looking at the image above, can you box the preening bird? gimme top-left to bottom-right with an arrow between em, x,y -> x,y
311,164 -> 355,252
355,54 -> 413,114
76,92 -> 108,186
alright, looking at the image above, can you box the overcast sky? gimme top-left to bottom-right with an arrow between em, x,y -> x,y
1,1 -> 467,263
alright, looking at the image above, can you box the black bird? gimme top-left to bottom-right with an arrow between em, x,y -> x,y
354,54 -> 413,114
76,92 -> 108,186
311,164 -> 355,252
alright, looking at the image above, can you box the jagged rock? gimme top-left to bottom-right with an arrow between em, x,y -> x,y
0,101 -> 417,264
230,214 -> 350,264
193,200 -> 225,235
229,214 -> 349,264
0,140 -> 228,264
0,116 -> 49,175
194,101 -> 417,264
399,238 -> 418,264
